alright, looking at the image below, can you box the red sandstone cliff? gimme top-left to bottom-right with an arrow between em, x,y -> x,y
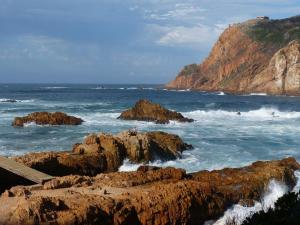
166,16 -> 300,95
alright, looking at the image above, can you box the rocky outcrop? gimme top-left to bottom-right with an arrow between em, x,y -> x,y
14,131 -> 191,176
166,16 -> 300,95
118,99 -> 193,124
73,130 -> 192,163
12,112 -> 83,127
248,40 -> 300,95
0,158 -> 299,225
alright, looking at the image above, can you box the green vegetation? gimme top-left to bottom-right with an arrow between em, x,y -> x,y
226,191 -> 300,225
245,16 -> 300,46
242,191 -> 300,225
180,64 -> 198,76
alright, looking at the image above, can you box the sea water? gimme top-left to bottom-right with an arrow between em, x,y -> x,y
1,84 -> 300,173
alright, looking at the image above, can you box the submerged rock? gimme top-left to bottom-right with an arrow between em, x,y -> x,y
0,158 -> 299,225
0,99 -> 17,103
12,112 -> 84,127
118,99 -> 194,124
14,131 -> 191,176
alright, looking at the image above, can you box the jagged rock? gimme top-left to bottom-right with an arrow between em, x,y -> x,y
13,151 -> 110,177
12,112 -> 83,127
166,16 -> 300,96
73,130 -> 192,163
118,99 -> 193,124
0,158 -> 299,225
14,131 -> 191,176
249,40 -> 300,95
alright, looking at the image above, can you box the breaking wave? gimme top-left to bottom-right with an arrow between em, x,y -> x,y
184,107 -> 300,121
210,171 -> 300,225
0,98 -> 34,103
212,180 -> 290,225
249,93 -> 268,96
41,86 -> 69,89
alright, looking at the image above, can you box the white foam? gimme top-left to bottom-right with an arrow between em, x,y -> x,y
91,87 -> 105,90
184,107 -> 300,121
217,91 -> 226,96
213,179 -> 288,225
119,159 -> 142,172
249,93 -> 268,96
42,86 -> 69,89
0,98 -> 34,103
292,170 -> 300,192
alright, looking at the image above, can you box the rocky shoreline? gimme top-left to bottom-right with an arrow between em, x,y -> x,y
0,157 -> 299,224
10,130 -> 191,178
2,103 -> 300,224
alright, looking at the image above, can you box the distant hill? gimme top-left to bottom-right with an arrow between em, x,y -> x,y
166,16 -> 300,95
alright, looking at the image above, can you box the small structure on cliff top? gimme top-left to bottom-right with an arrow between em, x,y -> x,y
257,16 -> 269,20
0,156 -> 53,192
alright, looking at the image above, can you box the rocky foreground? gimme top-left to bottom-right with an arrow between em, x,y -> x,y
12,112 -> 83,127
118,99 -> 193,124
13,131 -> 191,176
166,16 -> 300,95
0,157 -> 299,225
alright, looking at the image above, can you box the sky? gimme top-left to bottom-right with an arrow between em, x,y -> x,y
0,0 -> 299,84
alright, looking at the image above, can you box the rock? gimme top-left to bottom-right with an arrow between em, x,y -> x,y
12,112 -> 83,127
14,131 -> 191,176
13,151 -> 110,177
166,16 -> 300,96
118,99 -> 194,124
0,99 -> 17,103
0,158 -> 299,225
74,131 -> 192,163
249,40 -> 300,95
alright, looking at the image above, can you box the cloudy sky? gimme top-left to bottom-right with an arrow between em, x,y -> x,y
0,0 -> 299,84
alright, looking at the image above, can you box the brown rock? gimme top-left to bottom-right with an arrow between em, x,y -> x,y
0,158 -> 298,225
118,99 -> 193,124
12,112 -> 83,127
14,131 -> 191,177
13,151 -> 110,177
74,130 -> 192,163
166,16 -> 300,96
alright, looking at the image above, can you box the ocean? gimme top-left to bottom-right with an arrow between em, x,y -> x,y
1,83 -> 300,173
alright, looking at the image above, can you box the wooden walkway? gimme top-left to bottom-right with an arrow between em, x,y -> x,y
0,156 -> 53,184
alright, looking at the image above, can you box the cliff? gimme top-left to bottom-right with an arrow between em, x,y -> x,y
166,16 -> 300,95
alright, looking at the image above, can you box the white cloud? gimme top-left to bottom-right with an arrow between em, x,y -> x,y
155,24 -> 224,47
144,3 -> 206,22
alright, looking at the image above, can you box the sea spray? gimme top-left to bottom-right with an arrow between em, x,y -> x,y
212,179 -> 290,225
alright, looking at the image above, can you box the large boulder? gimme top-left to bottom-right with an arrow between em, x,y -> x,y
118,99 -> 194,124
14,131 -> 191,176
116,131 -> 192,162
0,158 -> 299,225
12,112 -> 83,127
73,130 -> 192,163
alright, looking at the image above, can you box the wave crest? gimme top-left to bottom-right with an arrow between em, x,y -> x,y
184,107 -> 300,120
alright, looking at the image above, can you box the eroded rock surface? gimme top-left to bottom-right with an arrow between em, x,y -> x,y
0,158 -> 299,225
12,112 -> 83,127
14,131 -> 191,176
118,99 -> 194,124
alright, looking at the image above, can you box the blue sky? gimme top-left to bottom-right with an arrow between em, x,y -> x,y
0,0 -> 299,84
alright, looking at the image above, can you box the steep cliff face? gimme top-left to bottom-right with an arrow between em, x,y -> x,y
166,16 -> 300,95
